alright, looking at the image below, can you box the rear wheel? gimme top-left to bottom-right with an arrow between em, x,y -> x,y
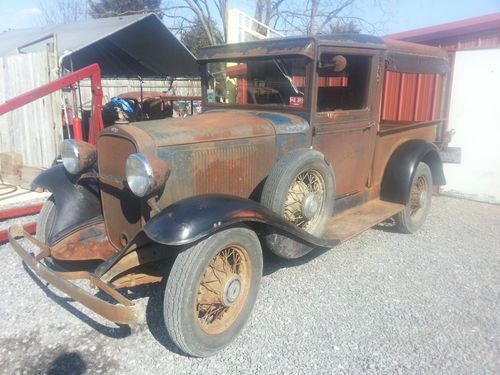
164,227 -> 262,357
395,162 -> 432,233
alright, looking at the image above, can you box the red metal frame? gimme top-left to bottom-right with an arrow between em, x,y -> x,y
0,203 -> 42,244
0,63 -> 104,144
0,222 -> 36,244
0,203 -> 42,220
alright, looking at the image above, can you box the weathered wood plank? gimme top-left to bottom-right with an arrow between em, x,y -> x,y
0,51 -> 59,168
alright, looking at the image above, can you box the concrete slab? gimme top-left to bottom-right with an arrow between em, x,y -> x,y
0,185 -> 50,209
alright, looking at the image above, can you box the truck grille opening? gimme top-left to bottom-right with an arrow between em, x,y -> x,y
98,135 -> 144,249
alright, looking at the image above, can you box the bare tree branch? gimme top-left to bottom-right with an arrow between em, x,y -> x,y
37,0 -> 88,25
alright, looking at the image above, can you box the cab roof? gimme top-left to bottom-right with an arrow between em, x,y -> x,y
198,33 -> 449,74
198,34 -> 385,61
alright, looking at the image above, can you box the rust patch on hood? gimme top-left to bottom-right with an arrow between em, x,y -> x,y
134,111 -> 277,147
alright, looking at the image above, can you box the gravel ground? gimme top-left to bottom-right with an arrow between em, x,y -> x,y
1,195 -> 499,374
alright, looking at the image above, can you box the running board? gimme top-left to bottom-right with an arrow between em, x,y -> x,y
325,199 -> 405,242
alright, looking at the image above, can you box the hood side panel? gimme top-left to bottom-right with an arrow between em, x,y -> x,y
156,137 -> 276,208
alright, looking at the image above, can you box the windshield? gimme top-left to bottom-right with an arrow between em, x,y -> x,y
205,56 -> 308,108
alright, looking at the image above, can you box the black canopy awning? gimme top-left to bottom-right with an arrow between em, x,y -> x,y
0,14 -> 199,78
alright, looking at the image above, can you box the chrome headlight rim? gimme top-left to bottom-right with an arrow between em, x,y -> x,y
61,139 -> 97,175
125,153 -> 155,197
61,139 -> 81,174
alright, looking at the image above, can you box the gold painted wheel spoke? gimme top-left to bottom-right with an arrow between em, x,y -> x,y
410,176 -> 427,217
196,245 -> 251,334
283,169 -> 326,232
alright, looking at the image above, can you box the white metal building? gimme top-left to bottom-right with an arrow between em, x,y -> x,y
388,13 -> 500,204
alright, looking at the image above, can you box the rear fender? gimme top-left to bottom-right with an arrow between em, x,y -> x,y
381,140 -> 446,204
32,164 -> 103,245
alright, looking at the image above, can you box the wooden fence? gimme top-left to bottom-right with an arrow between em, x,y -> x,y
0,51 -> 61,168
80,77 -> 201,106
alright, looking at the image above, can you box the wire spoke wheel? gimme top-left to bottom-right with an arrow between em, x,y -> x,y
260,149 -> 335,258
409,175 -> 428,220
196,245 -> 251,335
164,227 -> 262,357
283,169 -> 326,232
394,162 -> 433,234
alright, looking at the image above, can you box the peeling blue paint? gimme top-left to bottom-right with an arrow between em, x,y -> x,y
255,112 -> 292,125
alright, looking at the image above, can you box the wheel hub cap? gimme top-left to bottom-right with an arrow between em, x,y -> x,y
302,193 -> 321,220
222,276 -> 242,306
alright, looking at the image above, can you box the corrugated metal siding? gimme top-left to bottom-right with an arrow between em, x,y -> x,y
431,30 -> 500,51
381,71 -> 400,119
398,73 -> 418,121
317,76 -> 348,87
236,78 -> 248,104
431,74 -> 443,119
381,71 -> 443,122
292,76 -> 306,86
414,74 -> 436,121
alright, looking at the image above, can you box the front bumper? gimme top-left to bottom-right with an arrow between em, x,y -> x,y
8,225 -> 138,325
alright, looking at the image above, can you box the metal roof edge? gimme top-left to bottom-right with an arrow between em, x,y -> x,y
59,13 -> 157,65
385,12 -> 500,42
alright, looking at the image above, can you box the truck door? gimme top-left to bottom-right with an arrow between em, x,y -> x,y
312,48 -> 381,196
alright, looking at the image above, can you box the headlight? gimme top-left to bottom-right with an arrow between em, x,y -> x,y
61,140 -> 96,174
125,153 -> 169,197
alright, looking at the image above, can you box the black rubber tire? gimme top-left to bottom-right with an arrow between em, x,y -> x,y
395,162 -> 433,233
36,195 -> 56,242
164,227 -> 263,357
261,149 -> 335,235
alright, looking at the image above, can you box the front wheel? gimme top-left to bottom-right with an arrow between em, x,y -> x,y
395,162 -> 433,233
36,195 -> 56,242
164,227 -> 263,357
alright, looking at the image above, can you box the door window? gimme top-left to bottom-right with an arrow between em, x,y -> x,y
317,54 -> 371,112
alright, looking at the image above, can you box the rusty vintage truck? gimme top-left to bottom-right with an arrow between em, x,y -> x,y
8,34 -> 448,357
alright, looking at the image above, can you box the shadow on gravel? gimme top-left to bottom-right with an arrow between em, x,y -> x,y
144,278 -> 185,356
20,244 -> 335,356
46,352 -> 87,375
262,245 -> 331,276
22,262 -> 131,338
372,218 -> 401,234
21,257 -> 184,355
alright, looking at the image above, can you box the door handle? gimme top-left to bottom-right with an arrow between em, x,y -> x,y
363,122 -> 375,131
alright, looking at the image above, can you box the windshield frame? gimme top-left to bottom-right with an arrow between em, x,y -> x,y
201,55 -> 313,113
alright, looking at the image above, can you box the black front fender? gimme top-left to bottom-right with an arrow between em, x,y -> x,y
32,165 -> 103,245
381,140 -> 446,205
143,194 -> 339,249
